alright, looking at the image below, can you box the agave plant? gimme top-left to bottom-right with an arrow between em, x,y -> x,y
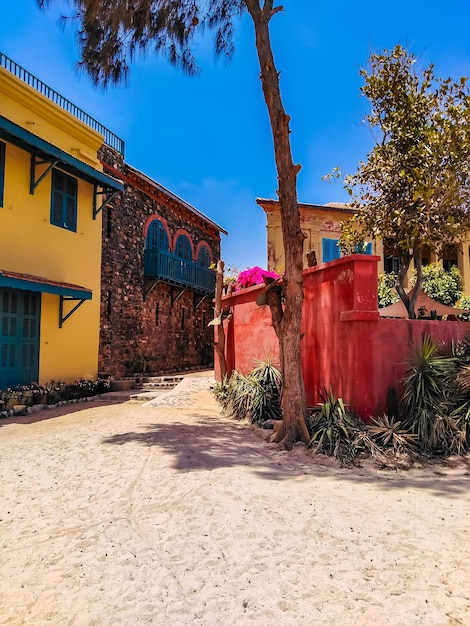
248,360 -> 283,425
431,414 -> 467,455
307,388 -> 365,464
367,414 -> 417,454
447,361 -> 470,449
212,360 -> 282,425
400,335 -> 455,452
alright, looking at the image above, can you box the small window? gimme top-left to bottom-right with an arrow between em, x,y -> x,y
353,242 -> 373,254
0,141 -> 5,208
384,256 -> 400,274
322,238 -> 340,263
443,258 -> 457,272
50,170 -> 77,232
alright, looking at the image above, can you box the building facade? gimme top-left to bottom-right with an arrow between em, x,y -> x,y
258,198 -> 470,291
0,53 -> 122,388
98,147 -> 225,377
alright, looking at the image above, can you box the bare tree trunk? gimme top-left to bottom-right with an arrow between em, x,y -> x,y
213,260 -> 228,379
246,0 -> 309,448
394,248 -> 423,319
410,247 -> 423,317
395,249 -> 414,318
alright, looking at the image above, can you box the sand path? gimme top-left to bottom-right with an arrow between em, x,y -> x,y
1,374 -> 469,625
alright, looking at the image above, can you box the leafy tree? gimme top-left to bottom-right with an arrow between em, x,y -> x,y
38,0 -> 309,448
342,45 -> 470,318
411,263 -> 463,306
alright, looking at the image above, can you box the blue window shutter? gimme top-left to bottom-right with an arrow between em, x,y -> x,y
197,245 -> 211,268
366,242 -> 373,255
0,141 -> 5,208
50,170 -> 77,232
175,234 -> 192,260
322,238 -> 340,263
146,220 -> 169,252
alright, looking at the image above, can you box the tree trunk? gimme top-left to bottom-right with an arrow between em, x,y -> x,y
395,249 -> 414,318
245,0 -> 309,448
213,260 -> 228,379
394,248 -> 423,319
410,247 -> 423,317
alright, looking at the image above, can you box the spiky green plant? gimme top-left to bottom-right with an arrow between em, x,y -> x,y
400,335 -> 454,452
400,334 -> 470,455
307,389 -> 365,464
212,360 -> 282,425
247,360 -> 283,425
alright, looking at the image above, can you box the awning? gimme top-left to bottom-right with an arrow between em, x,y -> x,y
0,270 -> 92,328
0,114 -> 123,191
0,270 -> 92,300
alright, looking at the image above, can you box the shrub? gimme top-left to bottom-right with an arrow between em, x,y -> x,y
378,273 -> 400,308
367,414 -> 417,454
0,377 -> 112,412
400,334 -> 469,455
212,360 -> 282,425
411,263 -> 463,306
456,295 -> 470,321
307,388 -> 366,464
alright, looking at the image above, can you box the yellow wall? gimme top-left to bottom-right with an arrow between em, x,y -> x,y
262,201 -> 384,274
0,68 -> 102,167
261,200 -> 470,294
0,68 -> 104,383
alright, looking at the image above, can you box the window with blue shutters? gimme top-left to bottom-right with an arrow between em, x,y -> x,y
197,244 -> 211,268
174,234 -> 192,260
50,170 -> 77,232
0,141 -> 5,208
144,220 -> 170,278
322,238 -> 340,263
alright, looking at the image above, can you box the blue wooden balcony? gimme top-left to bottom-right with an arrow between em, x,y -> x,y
144,250 -> 215,294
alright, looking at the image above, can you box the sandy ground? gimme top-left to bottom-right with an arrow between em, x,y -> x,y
1,373 -> 469,626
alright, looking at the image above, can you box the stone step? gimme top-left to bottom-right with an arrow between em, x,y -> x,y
129,391 -> 167,402
110,376 -> 184,392
139,376 -> 184,385
139,381 -> 180,389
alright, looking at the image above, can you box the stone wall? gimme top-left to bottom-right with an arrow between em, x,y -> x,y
98,147 -> 221,377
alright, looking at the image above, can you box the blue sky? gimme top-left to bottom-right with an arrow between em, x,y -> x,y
2,1 -> 470,271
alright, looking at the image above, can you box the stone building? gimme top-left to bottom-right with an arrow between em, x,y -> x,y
98,146 -> 226,377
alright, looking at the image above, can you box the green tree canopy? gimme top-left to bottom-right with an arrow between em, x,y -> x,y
342,45 -> 470,318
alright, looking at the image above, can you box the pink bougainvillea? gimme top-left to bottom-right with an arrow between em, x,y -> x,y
235,266 -> 280,290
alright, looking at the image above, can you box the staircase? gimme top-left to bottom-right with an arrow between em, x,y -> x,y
135,375 -> 184,393
128,375 -> 184,402
103,375 -> 184,402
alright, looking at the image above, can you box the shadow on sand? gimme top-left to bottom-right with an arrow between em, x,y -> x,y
102,413 -> 470,498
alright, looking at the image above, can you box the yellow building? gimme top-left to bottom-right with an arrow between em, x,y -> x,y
258,198 -> 470,291
0,53 -> 123,388
258,198 -> 374,272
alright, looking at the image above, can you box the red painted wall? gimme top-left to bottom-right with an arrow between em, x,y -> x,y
218,255 -> 469,420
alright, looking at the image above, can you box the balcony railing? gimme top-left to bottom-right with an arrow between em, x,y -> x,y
0,52 -> 125,156
144,249 -> 216,294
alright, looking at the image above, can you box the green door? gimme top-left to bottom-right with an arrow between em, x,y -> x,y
0,288 -> 40,389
